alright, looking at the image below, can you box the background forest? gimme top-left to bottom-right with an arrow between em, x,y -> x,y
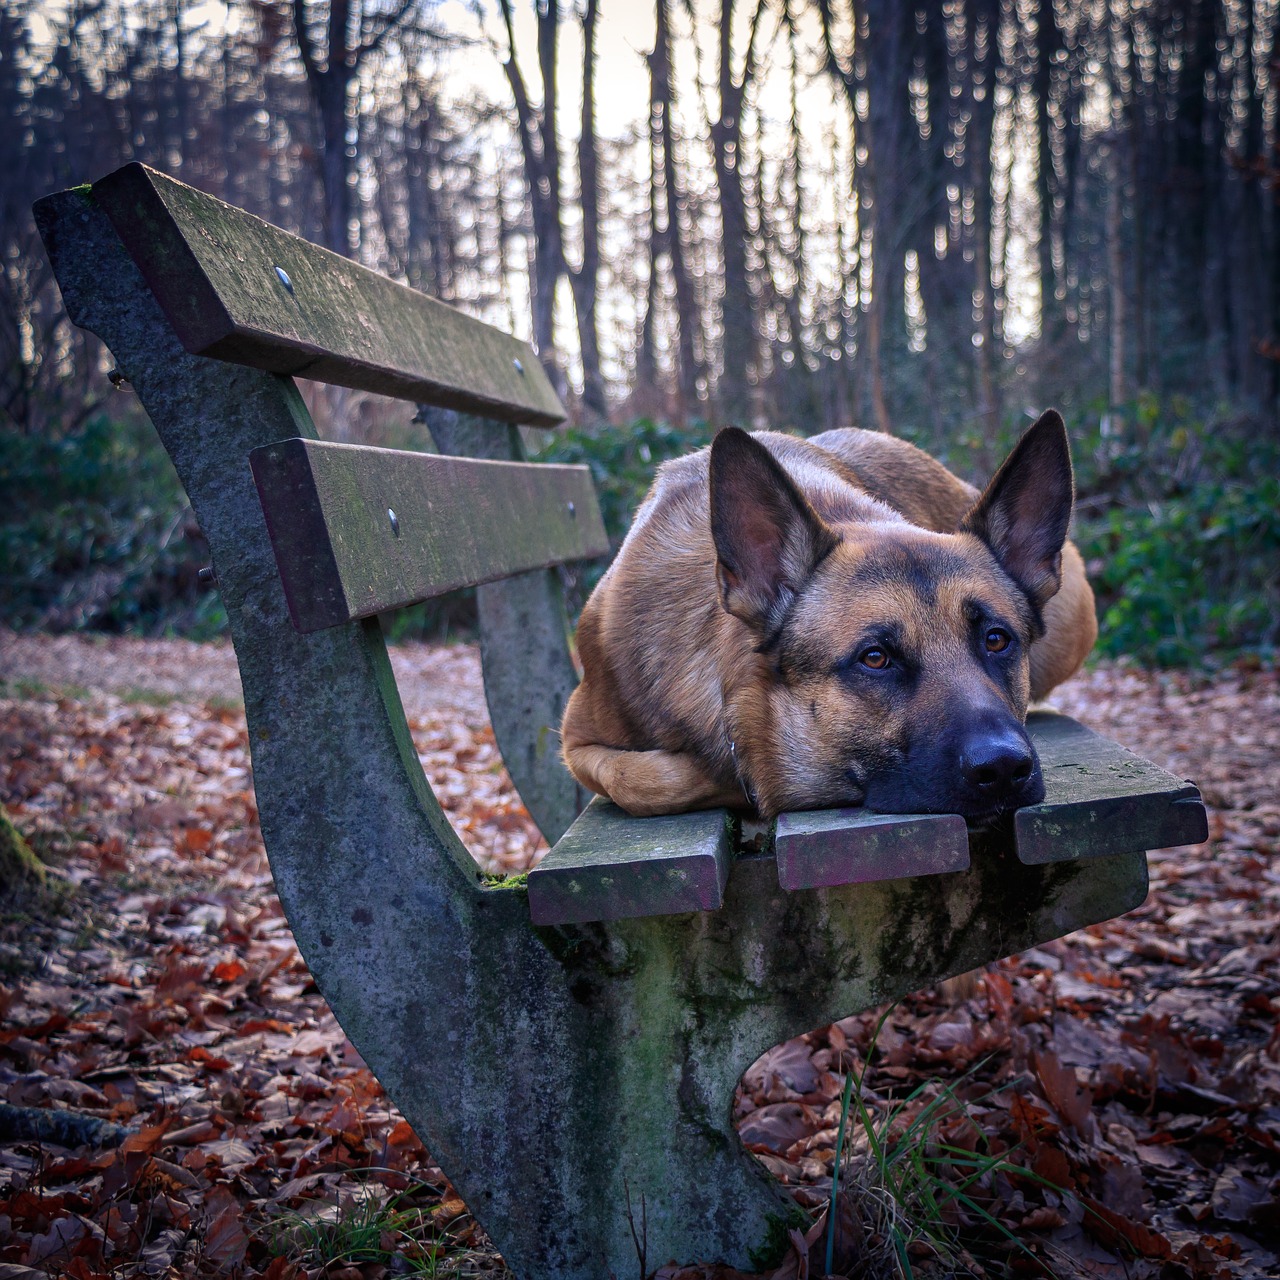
1,0 -> 1277,664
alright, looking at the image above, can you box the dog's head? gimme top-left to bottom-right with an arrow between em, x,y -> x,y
710,412 -> 1075,820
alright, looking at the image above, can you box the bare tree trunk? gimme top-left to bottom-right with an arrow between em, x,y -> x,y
294,0 -> 356,256
498,0 -> 568,400
1131,116 -> 1150,393
653,0 -> 702,417
1035,0 -> 1063,343
1231,0 -> 1267,405
635,95 -> 664,408
709,0 -> 767,424
911,3 -> 963,413
967,0 -> 1001,436
171,0 -> 190,173
815,0 -> 892,434
293,0 -> 414,258
569,0 -> 607,422
1106,141 -> 1127,408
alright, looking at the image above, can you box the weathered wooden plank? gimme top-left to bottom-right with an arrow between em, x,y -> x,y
425,409 -> 589,846
774,809 -> 970,891
1015,711 -> 1208,864
528,799 -> 733,926
250,438 -> 609,633
91,163 -> 565,427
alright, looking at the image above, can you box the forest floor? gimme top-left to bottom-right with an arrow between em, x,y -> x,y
0,629 -> 1277,1280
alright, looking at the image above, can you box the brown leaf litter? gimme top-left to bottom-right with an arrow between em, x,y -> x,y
0,630 -> 1276,1278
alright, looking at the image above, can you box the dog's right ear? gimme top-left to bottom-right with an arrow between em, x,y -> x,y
710,428 -> 837,634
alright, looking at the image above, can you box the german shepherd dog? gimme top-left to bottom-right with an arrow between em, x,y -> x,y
561,411 -> 1096,821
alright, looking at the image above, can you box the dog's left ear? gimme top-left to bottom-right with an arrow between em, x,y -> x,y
710,427 -> 837,634
961,409 -> 1074,609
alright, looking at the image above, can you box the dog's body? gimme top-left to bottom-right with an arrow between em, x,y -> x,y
562,415 -> 1097,820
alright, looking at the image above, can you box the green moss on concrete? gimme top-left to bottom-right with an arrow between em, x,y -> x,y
0,807 -> 46,896
482,871 -> 529,890
748,1204 -> 810,1271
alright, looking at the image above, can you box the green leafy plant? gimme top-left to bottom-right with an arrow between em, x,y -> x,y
0,412 -> 223,636
1068,400 -> 1279,665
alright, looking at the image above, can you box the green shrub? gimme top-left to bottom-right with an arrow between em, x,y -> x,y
537,405 -> 1278,667
534,417 -> 715,611
1068,400 -> 1279,665
535,417 -> 715,543
0,413 -> 224,636
4,402 -> 1273,668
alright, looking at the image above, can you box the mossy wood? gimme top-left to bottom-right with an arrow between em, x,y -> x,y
38,175 -> 1171,1280
1015,710 -> 1208,864
251,438 -> 608,633
91,163 -> 564,427
528,799 -> 733,925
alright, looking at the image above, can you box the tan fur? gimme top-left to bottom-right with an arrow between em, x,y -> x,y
562,424 -> 1097,818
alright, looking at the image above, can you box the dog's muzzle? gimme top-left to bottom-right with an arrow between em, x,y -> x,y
861,716 -> 1045,819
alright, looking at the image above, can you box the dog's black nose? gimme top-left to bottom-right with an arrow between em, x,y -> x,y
960,733 -> 1036,797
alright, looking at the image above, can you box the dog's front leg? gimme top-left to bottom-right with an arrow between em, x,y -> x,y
563,742 -> 746,817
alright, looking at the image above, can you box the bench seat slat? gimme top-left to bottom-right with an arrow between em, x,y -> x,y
528,800 -> 732,926
92,163 -> 565,427
251,438 -> 609,633
1014,710 -> 1208,864
775,810 -> 969,891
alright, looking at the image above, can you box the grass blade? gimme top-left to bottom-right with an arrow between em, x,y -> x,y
825,1063 -> 856,1275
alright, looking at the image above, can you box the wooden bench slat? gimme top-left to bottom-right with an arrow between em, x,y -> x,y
251,438 -> 609,633
1014,710 -> 1208,864
528,800 -> 733,926
91,163 -> 565,427
775,810 -> 969,891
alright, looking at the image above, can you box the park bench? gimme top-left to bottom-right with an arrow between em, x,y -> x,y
35,164 -> 1208,1279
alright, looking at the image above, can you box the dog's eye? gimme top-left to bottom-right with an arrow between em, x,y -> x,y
985,628 -> 1012,654
859,647 -> 890,670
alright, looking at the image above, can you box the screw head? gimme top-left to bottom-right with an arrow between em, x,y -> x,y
567,500 -> 576,518
274,265 -> 294,294
388,508 -> 400,537
513,358 -> 525,375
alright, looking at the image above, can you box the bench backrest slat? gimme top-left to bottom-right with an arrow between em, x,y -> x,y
92,163 -> 565,427
251,438 -> 609,633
